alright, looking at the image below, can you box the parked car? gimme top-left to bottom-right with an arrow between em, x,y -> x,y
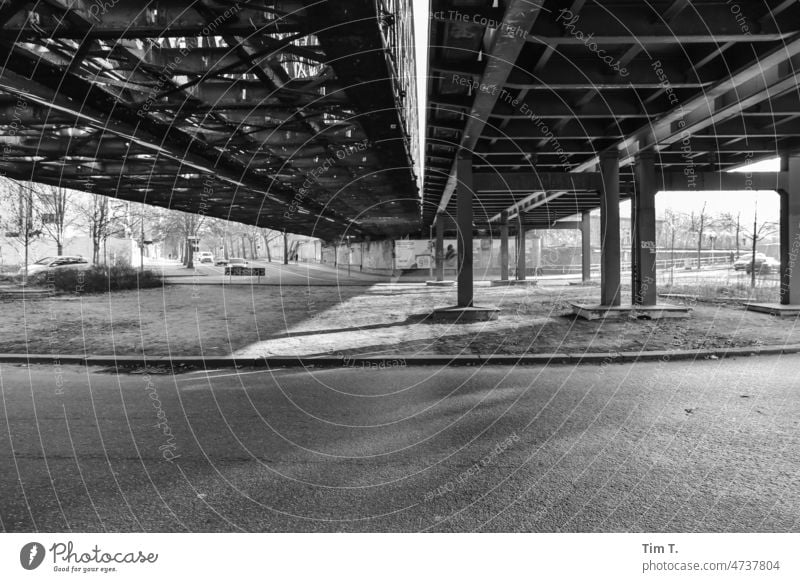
733,253 -> 767,271
214,258 -> 229,266
746,256 -> 780,274
19,255 -> 92,277
196,251 -> 213,264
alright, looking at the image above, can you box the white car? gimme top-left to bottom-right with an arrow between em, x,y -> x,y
227,257 -> 249,268
20,256 -> 92,276
196,251 -> 213,264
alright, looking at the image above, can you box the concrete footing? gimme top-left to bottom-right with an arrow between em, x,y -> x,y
425,280 -> 455,287
489,279 -> 538,287
744,303 -> 800,317
570,302 -> 692,320
431,305 -> 500,322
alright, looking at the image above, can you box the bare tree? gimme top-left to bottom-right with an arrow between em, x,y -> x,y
689,202 -> 710,270
719,211 -> 742,258
174,212 -> 205,268
662,209 -> 689,286
0,180 -> 42,281
75,193 -> 117,264
743,201 -> 779,289
33,183 -> 76,255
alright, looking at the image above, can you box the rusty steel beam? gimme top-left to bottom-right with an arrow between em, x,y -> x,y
434,0 -> 545,218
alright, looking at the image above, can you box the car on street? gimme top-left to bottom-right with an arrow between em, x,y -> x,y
196,251 -> 213,264
227,257 -> 249,268
733,253 -> 767,271
20,255 -> 92,277
214,258 -> 228,266
746,256 -> 780,274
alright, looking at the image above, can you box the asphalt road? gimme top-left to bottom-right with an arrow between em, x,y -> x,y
1,357 -> 798,532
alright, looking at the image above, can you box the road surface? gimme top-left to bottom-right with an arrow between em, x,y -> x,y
1,357 -> 797,532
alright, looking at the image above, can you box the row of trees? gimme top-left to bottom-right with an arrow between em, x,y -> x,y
662,204 -> 776,264
0,178 -> 291,270
662,203 -> 778,286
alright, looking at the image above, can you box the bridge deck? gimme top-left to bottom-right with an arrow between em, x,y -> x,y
0,0 -> 419,240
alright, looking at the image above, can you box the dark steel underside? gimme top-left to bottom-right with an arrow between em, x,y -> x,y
0,0 -> 419,240
425,0 -> 800,232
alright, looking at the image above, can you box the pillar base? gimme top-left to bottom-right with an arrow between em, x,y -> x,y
431,305 -> 500,322
425,280 -> 455,287
569,302 -> 691,321
490,279 -> 538,287
744,303 -> 800,317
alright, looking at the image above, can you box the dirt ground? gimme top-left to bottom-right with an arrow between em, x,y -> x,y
1,281 -> 798,357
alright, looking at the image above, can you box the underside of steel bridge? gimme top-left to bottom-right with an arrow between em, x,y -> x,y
0,0 -> 419,240
425,0 -> 800,315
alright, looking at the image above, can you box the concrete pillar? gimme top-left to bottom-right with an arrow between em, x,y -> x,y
435,217 -> 444,281
456,156 -> 474,307
516,227 -> 526,280
780,155 -> 800,305
500,211 -> 509,281
633,153 -> 658,305
600,151 -> 621,306
581,211 -> 591,282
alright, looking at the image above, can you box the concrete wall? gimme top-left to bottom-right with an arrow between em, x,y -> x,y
320,240 -> 395,273
315,237 -> 548,277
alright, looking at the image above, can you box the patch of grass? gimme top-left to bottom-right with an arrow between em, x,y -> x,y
29,265 -> 163,294
662,278 -> 779,303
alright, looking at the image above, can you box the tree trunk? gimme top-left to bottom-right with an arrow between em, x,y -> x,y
750,216 -> 758,289
735,215 -> 741,257
264,234 -> 271,262
696,226 -> 704,270
186,237 -> 194,268
283,232 -> 288,265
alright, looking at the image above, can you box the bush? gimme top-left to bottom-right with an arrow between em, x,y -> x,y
29,265 -> 163,294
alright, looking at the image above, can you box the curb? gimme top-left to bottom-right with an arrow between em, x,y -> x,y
1,345 -> 799,369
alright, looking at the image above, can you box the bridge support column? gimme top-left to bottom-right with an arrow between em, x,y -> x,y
632,152 -> 658,305
600,151 -> 621,306
781,156 -> 800,305
747,155 -> 800,317
432,156 -> 498,320
435,218 -> 445,282
500,211 -> 509,281
457,156 -> 474,307
516,227 -> 526,280
581,211 -> 591,282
